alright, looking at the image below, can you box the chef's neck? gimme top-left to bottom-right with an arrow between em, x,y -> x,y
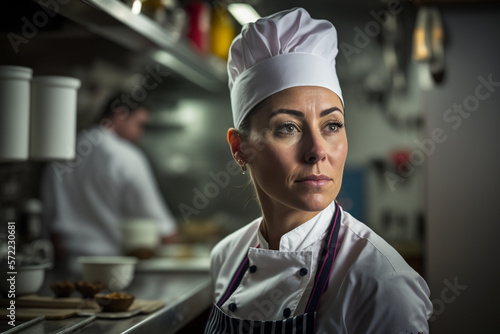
259,203 -> 320,250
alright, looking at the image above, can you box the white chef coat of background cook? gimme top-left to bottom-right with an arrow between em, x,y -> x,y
41,126 -> 177,265
210,201 -> 433,333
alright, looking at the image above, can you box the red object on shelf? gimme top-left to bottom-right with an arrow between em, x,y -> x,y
185,1 -> 211,55
391,150 -> 411,168
391,149 -> 413,177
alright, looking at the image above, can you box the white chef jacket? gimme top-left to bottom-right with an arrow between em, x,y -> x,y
41,126 -> 177,263
209,201 -> 433,333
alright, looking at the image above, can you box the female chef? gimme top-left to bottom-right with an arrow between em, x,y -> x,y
205,7 -> 433,334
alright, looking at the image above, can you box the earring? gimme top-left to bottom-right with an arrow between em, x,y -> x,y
238,159 -> 246,175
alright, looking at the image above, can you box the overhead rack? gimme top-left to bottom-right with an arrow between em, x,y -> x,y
34,0 -> 228,91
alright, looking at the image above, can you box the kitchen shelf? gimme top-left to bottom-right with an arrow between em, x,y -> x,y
33,0 -> 228,91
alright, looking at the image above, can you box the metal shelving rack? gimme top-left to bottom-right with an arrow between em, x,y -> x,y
34,0 -> 228,91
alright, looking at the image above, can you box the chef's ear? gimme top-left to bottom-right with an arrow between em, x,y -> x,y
227,128 -> 246,163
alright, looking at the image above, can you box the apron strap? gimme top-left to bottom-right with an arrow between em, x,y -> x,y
217,244 -> 260,307
304,201 -> 342,313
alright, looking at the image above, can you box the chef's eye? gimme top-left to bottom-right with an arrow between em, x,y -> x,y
275,122 -> 299,135
326,121 -> 344,133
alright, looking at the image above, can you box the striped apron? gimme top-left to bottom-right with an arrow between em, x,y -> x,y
205,202 -> 342,334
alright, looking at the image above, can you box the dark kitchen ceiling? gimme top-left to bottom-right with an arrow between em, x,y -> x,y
252,0 -> 390,20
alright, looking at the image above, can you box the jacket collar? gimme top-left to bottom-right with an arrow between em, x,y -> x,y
257,200 -> 337,252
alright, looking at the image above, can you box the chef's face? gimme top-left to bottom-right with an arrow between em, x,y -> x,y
240,86 -> 347,214
113,107 -> 150,143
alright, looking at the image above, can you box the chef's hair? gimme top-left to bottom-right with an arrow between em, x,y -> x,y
237,99 -> 265,138
96,91 -> 149,123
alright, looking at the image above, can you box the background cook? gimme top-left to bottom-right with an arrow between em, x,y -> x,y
41,92 -> 178,272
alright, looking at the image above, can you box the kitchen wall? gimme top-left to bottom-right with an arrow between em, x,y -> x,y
334,5 -> 426,250
425,5 -> 500,332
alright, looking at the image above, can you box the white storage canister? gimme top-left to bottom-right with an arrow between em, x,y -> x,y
0,66 -> 33,162
30,76 -> 81,160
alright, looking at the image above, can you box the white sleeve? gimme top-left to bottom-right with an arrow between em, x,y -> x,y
331,270 -> 433,334
121,151 -> 178,236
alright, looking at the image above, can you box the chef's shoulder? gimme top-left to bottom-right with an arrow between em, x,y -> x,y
209,218 -> 260,272
340,211 -> 431,298
109,134 -> 144,160
326,210 -> 432,332
76,127 -> 144,163
340,209 -> 417,274
94,130 -> 149,173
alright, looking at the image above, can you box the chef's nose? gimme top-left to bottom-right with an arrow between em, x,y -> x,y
303,130 -> 326,164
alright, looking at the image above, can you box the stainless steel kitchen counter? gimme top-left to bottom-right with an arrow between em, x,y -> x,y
0,269 -> 212,333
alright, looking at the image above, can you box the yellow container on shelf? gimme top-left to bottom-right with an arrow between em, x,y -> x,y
141,0 -> 162,10
209,5 -> 235,61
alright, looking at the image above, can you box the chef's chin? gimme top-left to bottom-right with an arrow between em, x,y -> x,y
289,193 -> 337,213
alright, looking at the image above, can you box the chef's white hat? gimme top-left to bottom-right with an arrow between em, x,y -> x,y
228,7 -> 343,129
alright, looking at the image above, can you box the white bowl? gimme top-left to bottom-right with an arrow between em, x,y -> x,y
121,218 -> 159,254
0,263 -> 51,297
77,256 -> 137,291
